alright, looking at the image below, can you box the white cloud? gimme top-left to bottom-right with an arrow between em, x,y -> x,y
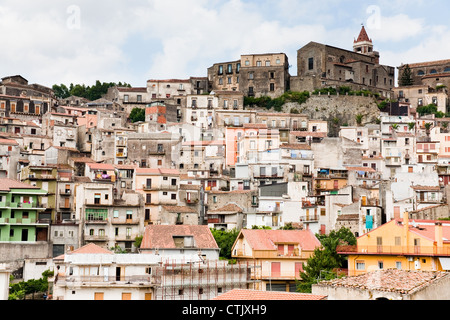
366,13 -> 425,42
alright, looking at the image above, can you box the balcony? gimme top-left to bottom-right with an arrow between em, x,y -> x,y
111,217 -> 140,225
53,275 -> 158,287
299,214 -> 319,222
59,190 -> 71,196
337,245 -> 450,257
83,235 -> 108,241
116,152 -> 127,158
148,150 -> 165,156
185,198 -> 199,205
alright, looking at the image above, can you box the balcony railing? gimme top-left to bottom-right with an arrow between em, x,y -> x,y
54,275 -> 160,287
337,245 -> 450,257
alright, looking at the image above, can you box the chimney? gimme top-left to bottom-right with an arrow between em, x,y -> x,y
435,222 -> 443,249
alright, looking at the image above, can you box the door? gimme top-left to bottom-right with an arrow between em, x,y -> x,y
21,229 -> 28,241
94,292 -> 104,300
145,293 -> 152,300
122,293 -> 131,300
116,267 -> 123,281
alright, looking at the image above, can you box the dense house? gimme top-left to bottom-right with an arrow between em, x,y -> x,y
231,229 -> 321,292
0,178 -> 48,243
139,224 -> 220,260
134,168 -> 180,225
75,182 -> 143,252
51,242 -> 254,300
338,212 -> 450,276
313,269 -> 450,300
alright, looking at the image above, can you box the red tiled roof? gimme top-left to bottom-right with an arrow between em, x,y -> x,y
411,185 -> 441,191
0,138 -> 19,146
209,203 -> 243,213
140,225 -> 219,250
354,25 -> 372,43
136,168 -> 180,175
239,229 -> 321,251
317,269 -> 449,295
86,163 -> 115,170
213,289 -> 327,300
54,243 -> 113,260
0,178 -> 40,191
395,219 -> 450,243
280,143 -> 312,150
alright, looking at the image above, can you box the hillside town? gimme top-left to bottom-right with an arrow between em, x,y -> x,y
1,26 -> 450,301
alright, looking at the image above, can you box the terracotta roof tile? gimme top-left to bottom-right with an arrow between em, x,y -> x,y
141,225 -> 219,250
0,178 -> 40,191
209,203 -> 243,213
213,289 -> 327,300
354,25 -> 372,43
239,229 -> 321,251
317,269 -> 449,295
87,163 -> 115,170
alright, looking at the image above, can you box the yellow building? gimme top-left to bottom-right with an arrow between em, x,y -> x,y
339,212 -> 450,276
231,229 -> 321,292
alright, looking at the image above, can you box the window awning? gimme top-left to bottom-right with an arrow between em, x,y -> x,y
439,257 -> 450,271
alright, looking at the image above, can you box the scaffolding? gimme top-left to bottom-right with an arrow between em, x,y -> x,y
153,259 -> 261,300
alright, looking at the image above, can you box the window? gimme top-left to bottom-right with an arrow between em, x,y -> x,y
396,261 -> 402,270
256,61 -> 262,67
265,60 -> 270,66
378,261 -> 384,269
171,194 -> 176,200
123,95 -> 129,102
249,72 -> 254,80
308,57 -> 314,70
218,65 -> 223,75
227,64 -> 232,73
356,261 -> 365,270
270,83 -> 275,91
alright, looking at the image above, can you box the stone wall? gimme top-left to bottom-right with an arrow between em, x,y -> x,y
282,94 -> 381,136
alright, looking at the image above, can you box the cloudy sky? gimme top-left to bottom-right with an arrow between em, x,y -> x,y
1,0 -> 449,88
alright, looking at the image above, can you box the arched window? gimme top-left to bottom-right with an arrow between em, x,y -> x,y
430,69 -> 437,74
444,67 -> 450,73
417,70 -> 425,76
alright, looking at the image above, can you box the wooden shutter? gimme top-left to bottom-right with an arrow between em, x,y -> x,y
94,292 -> 104,300
271,262 -> 281,278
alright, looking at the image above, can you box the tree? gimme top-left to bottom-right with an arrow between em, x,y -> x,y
408,122 -> 416,131
52,84 -> 70,99
210,228 -> 240,260
399,64 -> 414,86
296,227 -> 356,293
391,123 -> 399,132
129,107 -> 145,123
355,114 -> 363,126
